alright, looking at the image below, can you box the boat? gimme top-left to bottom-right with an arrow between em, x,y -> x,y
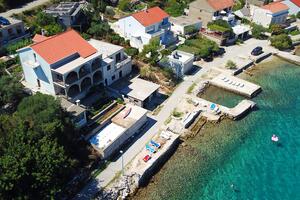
271,134 -> 279,142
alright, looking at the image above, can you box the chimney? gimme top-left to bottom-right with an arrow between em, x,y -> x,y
76,99 -> 80,106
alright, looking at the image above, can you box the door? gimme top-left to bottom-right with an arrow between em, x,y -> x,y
37,79 -> 41,88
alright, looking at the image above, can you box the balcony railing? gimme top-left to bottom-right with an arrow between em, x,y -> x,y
115,57 -> 131,70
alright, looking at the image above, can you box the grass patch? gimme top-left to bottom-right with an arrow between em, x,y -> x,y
152,104 -> 164,116
164,116 -> 172,125
187,83 -> 196,94
172,108 -> 183,118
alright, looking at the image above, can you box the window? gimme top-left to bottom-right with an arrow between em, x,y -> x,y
33,53 -> 37,62
16,25 -> 22,34
116,52 -> 121,63
112,75 -> 115,80
107,65 -> 111,71
8,28 -> 13,35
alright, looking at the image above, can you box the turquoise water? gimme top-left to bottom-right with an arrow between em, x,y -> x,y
132,58 -> 300,200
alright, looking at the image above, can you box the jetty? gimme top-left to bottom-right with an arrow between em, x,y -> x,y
274,51 -> 300,65
210,74 -> 261,98
195,98 -> 256,120
219,100 -> 256,120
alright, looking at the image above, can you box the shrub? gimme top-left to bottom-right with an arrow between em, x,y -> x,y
125,47 -> 139,57
5,38 -> 32,55
270,34 -> 292,50
118,0 -> 131,12
225,60 -> 237,69
251,24 -> 267,39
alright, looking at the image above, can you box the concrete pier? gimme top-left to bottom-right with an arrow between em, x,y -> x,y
219,100 -> 256,120
210,74 -> 261,98
274,51 -> 300,65
195,98 -> 256,121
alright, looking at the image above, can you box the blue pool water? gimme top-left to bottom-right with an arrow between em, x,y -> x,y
132,58 -> 300,200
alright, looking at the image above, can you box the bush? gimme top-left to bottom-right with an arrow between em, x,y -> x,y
207,20 -> 232,33
118,0 -> 131,12
125,47 -> 139,57
270,34 -> 292,50
5,38 -> 32,55
269,24 -> 284,35
251,24 -> 267,39
225,60 -> 237,69
183,36 -> 219,59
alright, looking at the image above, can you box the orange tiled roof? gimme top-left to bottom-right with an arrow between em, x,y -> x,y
31,29 -> 97,65
132,6 -> 169,27
291,0 -> 300,7
207,0 -> 234,11
261,2 -> 289,13
32,34 -> 49,43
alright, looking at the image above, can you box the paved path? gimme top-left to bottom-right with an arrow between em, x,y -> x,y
0,0 -> 50,18
74,38 -> 278,200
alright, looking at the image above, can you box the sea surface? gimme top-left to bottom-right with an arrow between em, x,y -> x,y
131,57 -> 300,200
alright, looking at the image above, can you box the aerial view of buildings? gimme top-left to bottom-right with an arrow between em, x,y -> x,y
0,0 -> 299,199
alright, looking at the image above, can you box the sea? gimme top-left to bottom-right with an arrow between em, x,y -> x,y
131,57 -> 300,200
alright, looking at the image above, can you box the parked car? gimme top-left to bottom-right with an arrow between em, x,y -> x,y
143,155 -> 151,162
251,46 -> 263,56
0,16 -> 10,25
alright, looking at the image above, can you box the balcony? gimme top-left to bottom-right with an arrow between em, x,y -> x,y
92,58 -> 101,72
147,29 -> 165,38
65,71 -> 79,85
115,56 -> 131,70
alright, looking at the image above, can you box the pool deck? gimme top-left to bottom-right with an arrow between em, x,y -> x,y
210,74 -> 262,98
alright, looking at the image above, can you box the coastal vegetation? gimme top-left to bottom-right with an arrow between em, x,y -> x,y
0,93 -> 83,199
270,34 -> 293,50
179,36 -> 220,59
207,20 -> 233,34
251,24 -> 267,39
225,60 -> 237,69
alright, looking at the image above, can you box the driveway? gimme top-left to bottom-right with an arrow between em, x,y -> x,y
0,0 -> 50,18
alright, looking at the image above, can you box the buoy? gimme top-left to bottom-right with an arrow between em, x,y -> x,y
271,134 -> 279,142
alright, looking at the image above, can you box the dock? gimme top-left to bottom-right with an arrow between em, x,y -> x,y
195,98 -> 256,121
210,74 -> 261,98
219,99 -> 256,120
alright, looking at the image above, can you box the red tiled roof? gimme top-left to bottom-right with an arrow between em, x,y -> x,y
207,0 -> 234,11
32,34 -> 49,43
291,0 -> 300,7
261,2 -> 289,13
31,29 -> 97,64
132,6 -> 169,27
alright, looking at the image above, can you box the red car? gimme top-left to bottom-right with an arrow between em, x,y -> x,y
143,155 -> 151,162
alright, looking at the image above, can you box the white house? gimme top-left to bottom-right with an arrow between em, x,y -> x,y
159,50 -> 194,78
252,1 -> 289,28
114,6 -> 175,50
17,29 -> 132,102
170,15 -> 202,36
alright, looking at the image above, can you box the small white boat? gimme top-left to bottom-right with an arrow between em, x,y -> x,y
271,134 -> 279,142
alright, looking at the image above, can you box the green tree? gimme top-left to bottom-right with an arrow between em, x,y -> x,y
0,76 -> 23,109
269,24 -> 284,35
270,34 -> 292,50
0,93 -> 76,199
251,24 -> 267,39
118,0 -> 131,12
141,37 -> 161,65
88,20 -> 111,38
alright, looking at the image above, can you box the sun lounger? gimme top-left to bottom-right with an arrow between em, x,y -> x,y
146,144 -> 156,153
150,140 -> 161,148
